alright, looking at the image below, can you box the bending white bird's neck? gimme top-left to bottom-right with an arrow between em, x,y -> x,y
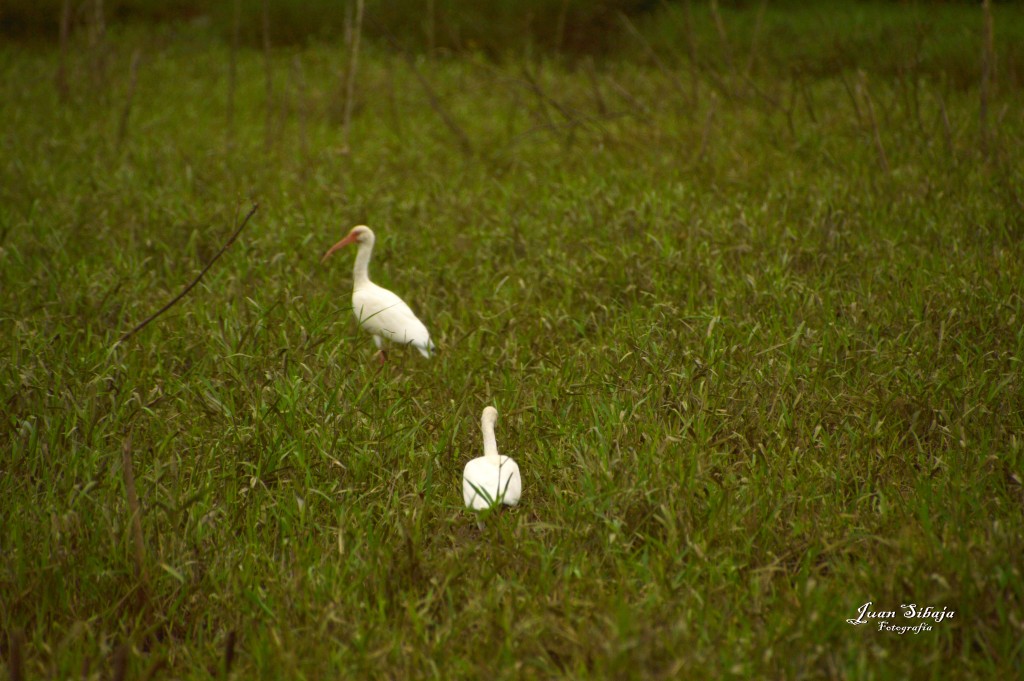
482,421 -> 500,463
352,241 -> 373,288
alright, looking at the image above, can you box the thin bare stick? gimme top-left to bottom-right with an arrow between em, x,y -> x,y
519,67 -> 556,133
343,1 -> 353,46
122,436 -> 146,585
980,0 -> 995,158
522,71 -> 619,143
112,643 -> 129,681
607,75 -> 651,118
582,57 -> 607,116
384,63 -> 405,142
695,93 -> 717,164
520,63 -> 574,124
740,71 -> 780,112
839,70 -> 863,126
341,0 -> 365,154
800,76 -> 818,125
404,54 -> 473,156
227,0 -> 240,151
681,0 -> 700,107
520,64 -> 599,148
709,0 -> 734,87
502,84 -> 521,143
859,71 -> 890,172
555,0 -> 570,53
908,71 -> 923,136
223,630 -> 237,679
293,56 -> 309,163
7,630 -> 24,681
90,0 -> 107,87
92,0 -> 106,45
619,12 -> 692,111
262,0 -> 273,152
507,110 -> 631,150
784,72 -> 797,137
56,0 -> 71,102
426,0 -> 436,52
336,2 -> 353,120
375,29 -> 473,155
117,204 -> 258,344
936,86 -> 954,160
117,50 -> 141,151
744,0 -> 768,79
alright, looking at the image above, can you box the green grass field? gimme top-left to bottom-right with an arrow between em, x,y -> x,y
2,2 -> 1023,678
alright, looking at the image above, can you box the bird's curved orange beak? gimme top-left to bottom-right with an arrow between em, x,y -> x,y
321,232 -> 359,263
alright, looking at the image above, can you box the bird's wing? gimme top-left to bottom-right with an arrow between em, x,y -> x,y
463,457 -> 520,509
498,457 -> 522,506
352,284 -> 432,352
463,458 -> 502,510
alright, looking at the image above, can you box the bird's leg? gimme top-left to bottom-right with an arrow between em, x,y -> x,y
373,336 -> 387,364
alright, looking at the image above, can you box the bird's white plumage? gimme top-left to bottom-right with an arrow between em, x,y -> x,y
322,225 -> 434,359
353,282 -> 434,358
462,456 -> 522,510
463,406 -> 522,510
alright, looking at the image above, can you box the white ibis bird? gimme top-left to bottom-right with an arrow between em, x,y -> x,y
321,225 -> 435,363
463,406 -> 522,510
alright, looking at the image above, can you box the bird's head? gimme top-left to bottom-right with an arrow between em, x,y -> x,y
321,225 -> 374,263
481,406 -> 498,429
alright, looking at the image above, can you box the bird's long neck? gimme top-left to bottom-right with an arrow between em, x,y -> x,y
352,240 -> 373,288
482,420 -> 500,464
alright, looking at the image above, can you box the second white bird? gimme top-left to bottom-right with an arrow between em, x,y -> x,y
463,406 -> 522,510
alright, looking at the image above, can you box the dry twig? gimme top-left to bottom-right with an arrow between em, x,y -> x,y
403,54 -> 473,156
341,0 -> 365,154
262,0 -> 273,152
122,436 -> 146,582
117,204 -> 258,344
980,0 -> 995,157
619,12 -> 692,110
112,643 -> 129,681
117,50 -> 142,150
7,630 -> 24,681
227,0 -> 240,150
859,71 -> 890,172
56,0 -> 71,101
224,630 -> 238,679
